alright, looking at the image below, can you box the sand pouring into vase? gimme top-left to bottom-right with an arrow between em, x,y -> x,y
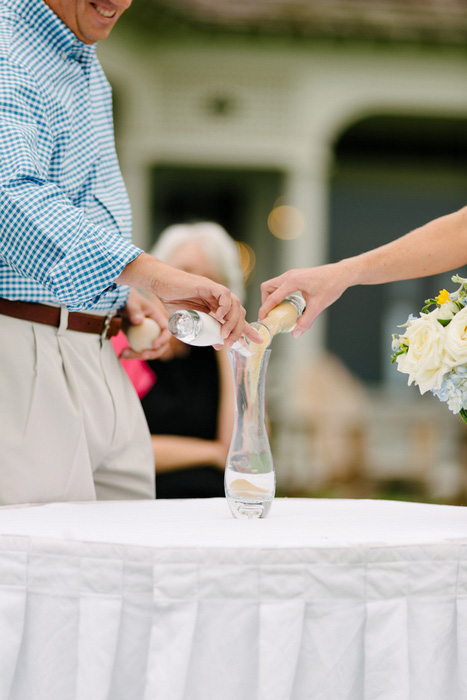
168,293 -> 306,519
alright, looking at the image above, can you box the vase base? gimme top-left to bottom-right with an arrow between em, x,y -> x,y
226,496 -> 273,520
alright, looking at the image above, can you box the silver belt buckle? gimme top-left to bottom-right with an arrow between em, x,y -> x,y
100,312 -> 114,343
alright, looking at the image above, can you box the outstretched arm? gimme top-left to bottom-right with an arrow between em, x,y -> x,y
259,206 -> 467,337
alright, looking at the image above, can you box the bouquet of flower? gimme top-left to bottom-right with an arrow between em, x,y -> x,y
392,274 -> 467,423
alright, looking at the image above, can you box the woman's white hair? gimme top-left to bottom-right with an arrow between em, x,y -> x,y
149,222 -> 245,302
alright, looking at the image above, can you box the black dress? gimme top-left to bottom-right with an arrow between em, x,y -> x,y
141,345 -> 226,498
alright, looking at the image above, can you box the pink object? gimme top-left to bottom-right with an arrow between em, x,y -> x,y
111,331 -> 156,399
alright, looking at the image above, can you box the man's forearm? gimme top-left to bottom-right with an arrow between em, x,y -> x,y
116,252 -> 161,291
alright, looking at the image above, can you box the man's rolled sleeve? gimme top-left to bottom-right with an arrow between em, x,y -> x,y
48,230 -> 142,310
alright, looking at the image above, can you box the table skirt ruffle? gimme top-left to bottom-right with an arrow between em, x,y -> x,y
0,534 -> 466,700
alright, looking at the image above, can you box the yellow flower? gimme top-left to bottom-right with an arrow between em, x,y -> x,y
436,289 -> 451,305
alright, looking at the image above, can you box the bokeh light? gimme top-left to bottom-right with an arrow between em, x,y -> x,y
236,241 -> 256,282
267,204 -> 306,240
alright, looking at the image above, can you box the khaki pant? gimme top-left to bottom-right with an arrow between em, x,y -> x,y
0,312 -> 155,505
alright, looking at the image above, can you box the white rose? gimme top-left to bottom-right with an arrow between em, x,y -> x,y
432,301 -> 458,321
396,311 -> 450,394
444,306 -> 467,367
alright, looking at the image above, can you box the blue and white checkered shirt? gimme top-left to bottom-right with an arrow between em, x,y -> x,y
0,0 -> 141,312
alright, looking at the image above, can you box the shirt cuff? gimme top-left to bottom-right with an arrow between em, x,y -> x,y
48,234 -> 142,311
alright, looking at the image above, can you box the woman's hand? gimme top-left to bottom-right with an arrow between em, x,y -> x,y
259,263 -> 351,337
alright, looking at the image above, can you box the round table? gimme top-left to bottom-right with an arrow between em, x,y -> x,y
0,497 -> 466,700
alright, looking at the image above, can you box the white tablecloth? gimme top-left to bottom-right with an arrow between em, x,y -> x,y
0,498 -> 466,700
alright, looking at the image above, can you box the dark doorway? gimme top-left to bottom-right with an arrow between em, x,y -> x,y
149,165 -> 285,313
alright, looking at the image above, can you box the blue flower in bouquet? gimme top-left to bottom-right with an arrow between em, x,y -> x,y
433,366 -> 467,414
391,274 -> 467,422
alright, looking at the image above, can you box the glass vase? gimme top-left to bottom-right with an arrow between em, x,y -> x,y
224,347 -> 275,519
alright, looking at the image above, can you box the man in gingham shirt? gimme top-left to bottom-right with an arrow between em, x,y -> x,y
0,0 -> 259,505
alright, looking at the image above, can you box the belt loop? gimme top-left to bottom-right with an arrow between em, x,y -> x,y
100,312 -> 114,346
57,305 -> 69,336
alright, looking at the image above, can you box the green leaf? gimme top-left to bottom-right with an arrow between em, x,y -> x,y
421,299 -> 437,314
391,348 -> 408,364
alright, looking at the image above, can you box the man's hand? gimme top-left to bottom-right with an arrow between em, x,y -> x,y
117,254 -> 262,348
118,288 -> 173,360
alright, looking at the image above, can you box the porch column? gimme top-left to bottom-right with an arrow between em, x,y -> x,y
270,143 -> 332,403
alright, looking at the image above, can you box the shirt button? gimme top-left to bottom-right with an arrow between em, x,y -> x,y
117,217 -> 124,227
60,51 -> 67,61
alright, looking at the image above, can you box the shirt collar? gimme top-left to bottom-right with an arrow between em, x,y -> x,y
7,0 -> 96,67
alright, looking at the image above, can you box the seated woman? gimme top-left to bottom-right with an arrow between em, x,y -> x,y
141,222 -> 245,499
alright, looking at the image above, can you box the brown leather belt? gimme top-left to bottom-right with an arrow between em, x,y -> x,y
0,298 -> 122,338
